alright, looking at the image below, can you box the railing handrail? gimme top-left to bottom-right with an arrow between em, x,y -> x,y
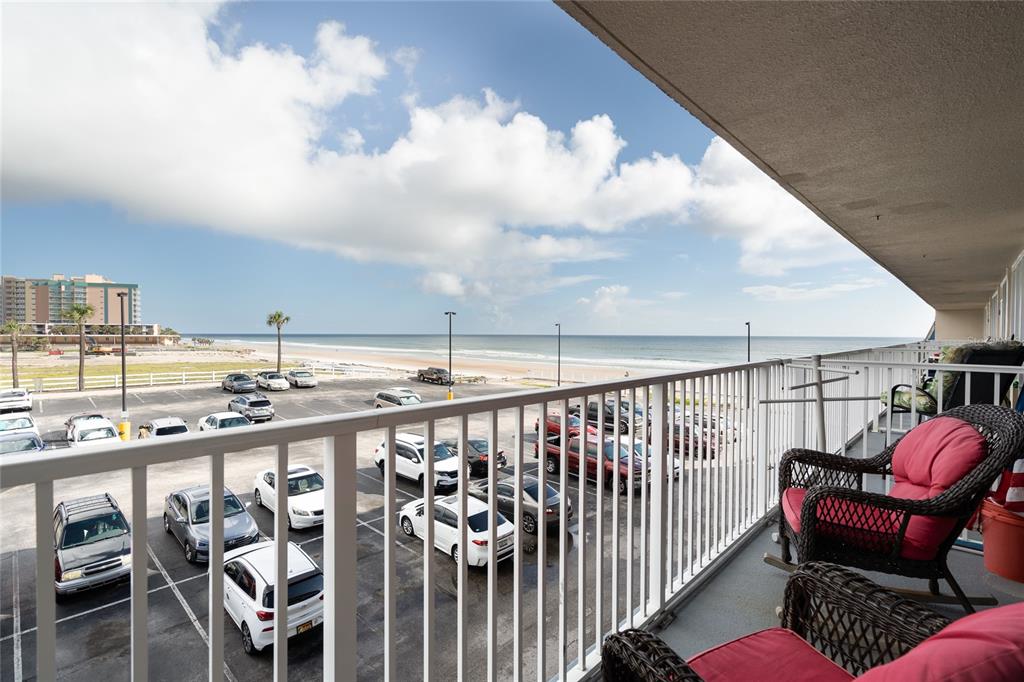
822,359 -> 1024,372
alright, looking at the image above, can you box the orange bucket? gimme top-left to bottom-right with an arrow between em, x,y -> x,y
980,499 -> 1024,583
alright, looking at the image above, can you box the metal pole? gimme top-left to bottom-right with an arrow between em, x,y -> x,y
745,321 -> 750,362
445,311 -> 456,400
555,323 -> 561,386
813,354 -> 827,451
117,293 -> 130,440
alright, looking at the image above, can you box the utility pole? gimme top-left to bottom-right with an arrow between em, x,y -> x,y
117,292 -> 130,440
444,311 -> 456,400
745,321 -> 751,362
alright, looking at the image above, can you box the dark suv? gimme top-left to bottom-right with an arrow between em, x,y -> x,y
417,367 -> 451,384
228,393 -> 275,423
569,401 -> 630,434
53,494 -> 132,597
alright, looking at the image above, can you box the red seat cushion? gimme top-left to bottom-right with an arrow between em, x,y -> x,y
783,417 -> 987,560
687,627 -> 853,682
858,602 -> 1024,681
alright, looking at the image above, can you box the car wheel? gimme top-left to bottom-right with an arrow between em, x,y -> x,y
184,543 -> 196,563
545,457 -> 558,474
163,514 -> 171,534
401,516 -> 415,537
451,545 -> 459,564
377,461 -> 385,476
241,623 -> 257,655
417,474 -> 425,490
254,489 -> 262,507
618,478 -> 627,496
287,514 -> 293,531
523,513 -> 537,534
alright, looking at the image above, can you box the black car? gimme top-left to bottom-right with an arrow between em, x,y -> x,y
440,437 -> 507,477
467,474 -> 570,534
53,494 -> 132,597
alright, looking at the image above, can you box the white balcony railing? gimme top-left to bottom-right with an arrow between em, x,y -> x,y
1,340 -> 1020,681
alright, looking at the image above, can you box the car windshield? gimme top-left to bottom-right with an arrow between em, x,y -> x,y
288,473 -> 324,495
235,375 -> 252,381
0,437 -> 41,454
262,571 -> 324,608
80,427 -> 117,441
467,510 -> 509,533
155,425 -> 188,436
267,373 -> 283,380
602,442 -> 630,461
191,494 -> 245,523
61,512 -> 129,548
0,417 -> 33,431
293,371 -> 311,377
426,443 -> 454,461
467,439 -> 493,453
524,481 -> 558,503
248,400 -> 271,407
220,416 -> 250,428
398,395 -> 421,405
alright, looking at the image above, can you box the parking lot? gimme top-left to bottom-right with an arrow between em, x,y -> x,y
0,376 -> 664,681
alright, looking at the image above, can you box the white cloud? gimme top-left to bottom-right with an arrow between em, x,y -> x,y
661,291 -> 688,300
3,2 -> 866,310
742,278 -> 883,302
577,284 -> 652,319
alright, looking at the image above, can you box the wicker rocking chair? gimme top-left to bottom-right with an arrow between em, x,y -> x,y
770,404 -> 1024,612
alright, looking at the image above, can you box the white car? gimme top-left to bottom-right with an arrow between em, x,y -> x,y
632,441 -> 682,479
0,413 -> 40,439
286,370 -> 318,388
223,541 -> 324,655
373,387 -> 422,409
398,495 -> 515,566
198,412 -> 252,431
373,432 -> 460,491
69,418 -> 120,448
255,372 -> 290,391
64,413 -> 105,442
0,388 -> 32,413
138,417 -> 189,439
253,465 -> 324,529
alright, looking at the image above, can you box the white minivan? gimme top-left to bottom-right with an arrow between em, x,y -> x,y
373,432 -> 460,491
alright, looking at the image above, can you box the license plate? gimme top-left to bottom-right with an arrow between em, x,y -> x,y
297,621 -> 313,634
499,538 -> 511,549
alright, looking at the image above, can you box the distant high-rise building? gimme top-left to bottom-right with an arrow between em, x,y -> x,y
1,274 -> 141,326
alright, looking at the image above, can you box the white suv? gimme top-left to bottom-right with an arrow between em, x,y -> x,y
68,418 -> 120,448
252,465 -> 325,529
223,541 -> 324,655
373,432 -> 460,491
398,495 -> 515,566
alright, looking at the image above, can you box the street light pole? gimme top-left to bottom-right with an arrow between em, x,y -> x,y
745,321 -> 751,362
444,311 -> 456,400
117,292 -> 130,440
555,323 -> 561,386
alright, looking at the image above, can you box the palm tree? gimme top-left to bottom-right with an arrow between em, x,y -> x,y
65,303 -> 95,391
2,320 -> 22,388
266,311 -> 291,372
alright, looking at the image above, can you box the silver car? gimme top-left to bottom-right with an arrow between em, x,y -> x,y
221,373 -> 257,393
163,486 -> 260,563
228,393 -> 274,423
286,369 -> 318,388
53,494 -> 131,597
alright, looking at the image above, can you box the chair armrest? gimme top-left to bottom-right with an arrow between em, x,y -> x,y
601,629 -> 704,681
782,562 -> 950,675
779,448 -> 890,491
887,383 -> 939,411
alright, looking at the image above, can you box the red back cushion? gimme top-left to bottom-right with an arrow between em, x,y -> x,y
857,602 -> 1024,681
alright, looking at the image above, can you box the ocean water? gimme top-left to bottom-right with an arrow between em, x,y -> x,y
188,334 -> 915,372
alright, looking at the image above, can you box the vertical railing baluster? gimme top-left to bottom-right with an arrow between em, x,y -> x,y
35,481 -> 56,682
686,378 -> 695,573
487,410 -> 499,682
965,372 -> 972,406
626,388 -> 635,626
209,453 -> 224,682
611,391 -> 621,632
666,381 -> 675,589
650,382 -> 666,612
676,381 -> 685,582
131,466 -> 148,682
558,399 -> 569,680
594,390 -> 605,661
639,386 -> 648,615
423,420 -> 435,681
513,407 -> 524,682
536,401 -> 548,682
323,434 -> 357,682
458,415 -> 469,681
384,427 -> 397,680
274,442 -> 289,681
577,393 -> 590,673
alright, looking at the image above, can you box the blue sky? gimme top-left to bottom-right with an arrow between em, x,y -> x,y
1,1 -> 933,336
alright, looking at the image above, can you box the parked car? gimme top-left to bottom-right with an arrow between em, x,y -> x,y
198,412 -> 252,431
223,540 -> 324,655
221,373 -> 257,393
533,412 -> 598,438
0,413 -> 40,439
372,432 -> 460,490
255,371 -> 290,391
163,486 -> 260,563
138,417 -> 189,439
417,367 -> 451,384
467,474 -> 569,534
253,465 -> 325,529
53,494 -> 131,597
568,401 -> 630,434
398,495 -> 515,566
440,437 -> 507,477
631,440 -> 682,479
536,434 -> 643,494
0,388 -> 32,413
286,369 -> 318,388
373,387 -> 422,408
229,393 -> 275,423
0,431 -> 46,454
68,417 -> 120,448
64,413 -> 104,441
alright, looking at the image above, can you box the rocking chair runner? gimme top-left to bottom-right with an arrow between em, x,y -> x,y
774,404 -> 1024,612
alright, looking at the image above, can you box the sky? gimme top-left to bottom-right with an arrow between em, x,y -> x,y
0,1 -> 935,337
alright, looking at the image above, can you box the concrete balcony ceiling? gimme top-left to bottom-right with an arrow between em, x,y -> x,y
559,1 -> 1024,310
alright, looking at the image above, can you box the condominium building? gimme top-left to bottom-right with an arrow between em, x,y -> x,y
0,273 -> 141,325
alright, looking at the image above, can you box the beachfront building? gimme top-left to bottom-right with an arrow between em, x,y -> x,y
1,273 -> 141,328
1,4 -> 1023,682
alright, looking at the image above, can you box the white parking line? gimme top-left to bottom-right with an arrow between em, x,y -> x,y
88,397 -> 97,408
12,552 -> 22,681
299,404 -> 327,416
356,517 -> 421,556
354,469 -> 416,499
37,401 -> 43,414
173,391 -> 186,400
133,393 -> 145,404
148,546 -> 238,682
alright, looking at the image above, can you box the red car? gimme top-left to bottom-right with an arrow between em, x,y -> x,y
533,413 -> 598,437
534,434 -> 642,495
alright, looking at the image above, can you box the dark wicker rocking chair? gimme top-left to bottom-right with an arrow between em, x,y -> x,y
768,404 -> 1024,612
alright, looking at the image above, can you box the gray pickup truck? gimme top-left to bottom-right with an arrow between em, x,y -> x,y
417,367 -> 451,384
